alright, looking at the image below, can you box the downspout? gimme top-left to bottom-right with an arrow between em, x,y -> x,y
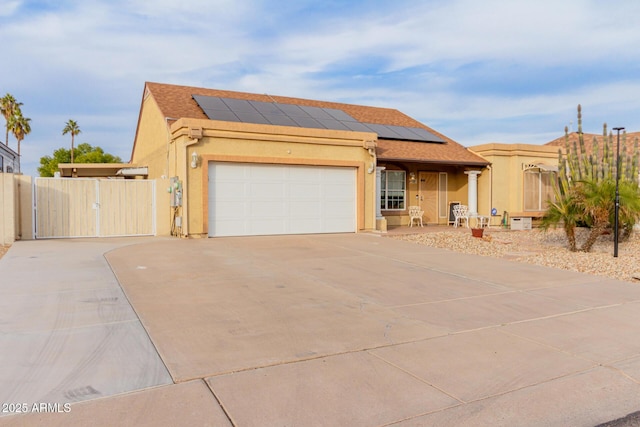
182,135 -> 201,237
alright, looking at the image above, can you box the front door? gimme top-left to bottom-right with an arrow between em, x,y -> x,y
418,172 -> 438,224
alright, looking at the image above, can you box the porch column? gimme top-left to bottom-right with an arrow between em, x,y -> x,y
375,166 -> 385,219
465,170 -> 481,215
375,166 -> 387,231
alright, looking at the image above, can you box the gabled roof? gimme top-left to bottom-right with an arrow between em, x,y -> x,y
546,131 -> 640,157
139,82 -> 488,166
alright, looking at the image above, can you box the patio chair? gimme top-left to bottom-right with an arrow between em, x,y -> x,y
408,205 -> 424,227
452,204 -> 469,228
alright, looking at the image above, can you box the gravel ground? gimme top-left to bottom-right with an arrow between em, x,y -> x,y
0,245 -> 9,260
389,227 -> 640,284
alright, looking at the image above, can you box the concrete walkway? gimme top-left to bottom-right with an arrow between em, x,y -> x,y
2,234 -> 640,426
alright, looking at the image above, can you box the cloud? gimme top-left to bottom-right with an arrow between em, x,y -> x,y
3,0 -> 640,177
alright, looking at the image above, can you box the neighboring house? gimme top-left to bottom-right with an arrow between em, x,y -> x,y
131,82 -> 488,237
56,163 -> 148,178
469,144 -> 560,226
0,143 -> 19,173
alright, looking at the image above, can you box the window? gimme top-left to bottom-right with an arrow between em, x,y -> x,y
523,170 -> 555,211
381,170 -> 406,210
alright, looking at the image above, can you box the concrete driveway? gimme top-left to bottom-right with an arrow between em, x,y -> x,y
3,233 -> 640,426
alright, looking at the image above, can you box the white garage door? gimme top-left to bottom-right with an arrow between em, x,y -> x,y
208,162 -> 356,237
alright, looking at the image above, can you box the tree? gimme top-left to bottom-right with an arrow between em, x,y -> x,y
38,143 -> 122,177
7,111 -> 31,156
1,93 -> 23,147
62,119 -> 81,163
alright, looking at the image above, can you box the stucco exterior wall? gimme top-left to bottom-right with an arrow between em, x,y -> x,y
140,117 -> 377,237
378,161 -> 474,227
131,94 -> 178,235
470,143 -> 560,223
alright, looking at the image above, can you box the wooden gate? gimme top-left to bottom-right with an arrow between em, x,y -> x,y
34,178 -> 155,238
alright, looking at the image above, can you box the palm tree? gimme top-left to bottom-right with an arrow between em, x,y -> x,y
1,93 -> 23,147
7,112 -> 31,157
62,119 -> 81,163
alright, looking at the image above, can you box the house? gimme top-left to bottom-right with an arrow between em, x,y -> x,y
0,143 -> 19,173
468,143 -> 560,227
131,82 -> 489,237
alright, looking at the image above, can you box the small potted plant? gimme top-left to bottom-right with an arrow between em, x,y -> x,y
471,227 -> 484,238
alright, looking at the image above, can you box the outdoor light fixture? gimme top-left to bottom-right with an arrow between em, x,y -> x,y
409,172 -> 417,184
613,127 -> 625,258
190,151 -> 198,169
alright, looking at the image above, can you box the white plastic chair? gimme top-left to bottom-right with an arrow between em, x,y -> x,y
408,206 -> 424,227
452,204 -> 469,228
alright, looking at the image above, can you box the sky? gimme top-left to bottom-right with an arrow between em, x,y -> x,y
2,0 -> 640,177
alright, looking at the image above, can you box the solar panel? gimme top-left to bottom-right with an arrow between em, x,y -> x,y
344,122 -> 374,132
276,103 -> 309,117
235,111 -> 270,125
250,100 -> 286,116
264,114 -> 299,127
221,98 -> 256,113
316,119 -> 351,131
364,124 -> 403,139
191,94 -> 446,143
204,109 -> 240,122
405,127 -> 446,143
325,108 -> 357,122
291,116 -> 325,129
387,125 -> 428,140
193,95 -> 230,111
299,105 -> 333,120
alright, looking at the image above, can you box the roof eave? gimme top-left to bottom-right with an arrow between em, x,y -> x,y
377,157 -> 490,167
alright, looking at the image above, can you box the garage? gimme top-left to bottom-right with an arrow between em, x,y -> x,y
208,162 -> 356,237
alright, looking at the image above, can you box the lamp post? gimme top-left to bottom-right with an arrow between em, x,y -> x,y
613,127 -> 625,258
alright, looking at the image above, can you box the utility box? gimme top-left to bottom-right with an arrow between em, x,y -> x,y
510,217 -> 532,230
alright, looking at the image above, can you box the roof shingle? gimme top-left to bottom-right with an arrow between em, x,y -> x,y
143,82 -> 488,166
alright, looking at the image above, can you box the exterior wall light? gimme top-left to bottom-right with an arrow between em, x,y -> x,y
190,151 -> 198,169
409,172 -> 417,184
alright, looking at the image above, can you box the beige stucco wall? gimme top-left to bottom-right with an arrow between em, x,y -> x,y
131,94 -> 179,235
135,109 -> 378,236
469,143 -> 561,224
378,162 -> 478,227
